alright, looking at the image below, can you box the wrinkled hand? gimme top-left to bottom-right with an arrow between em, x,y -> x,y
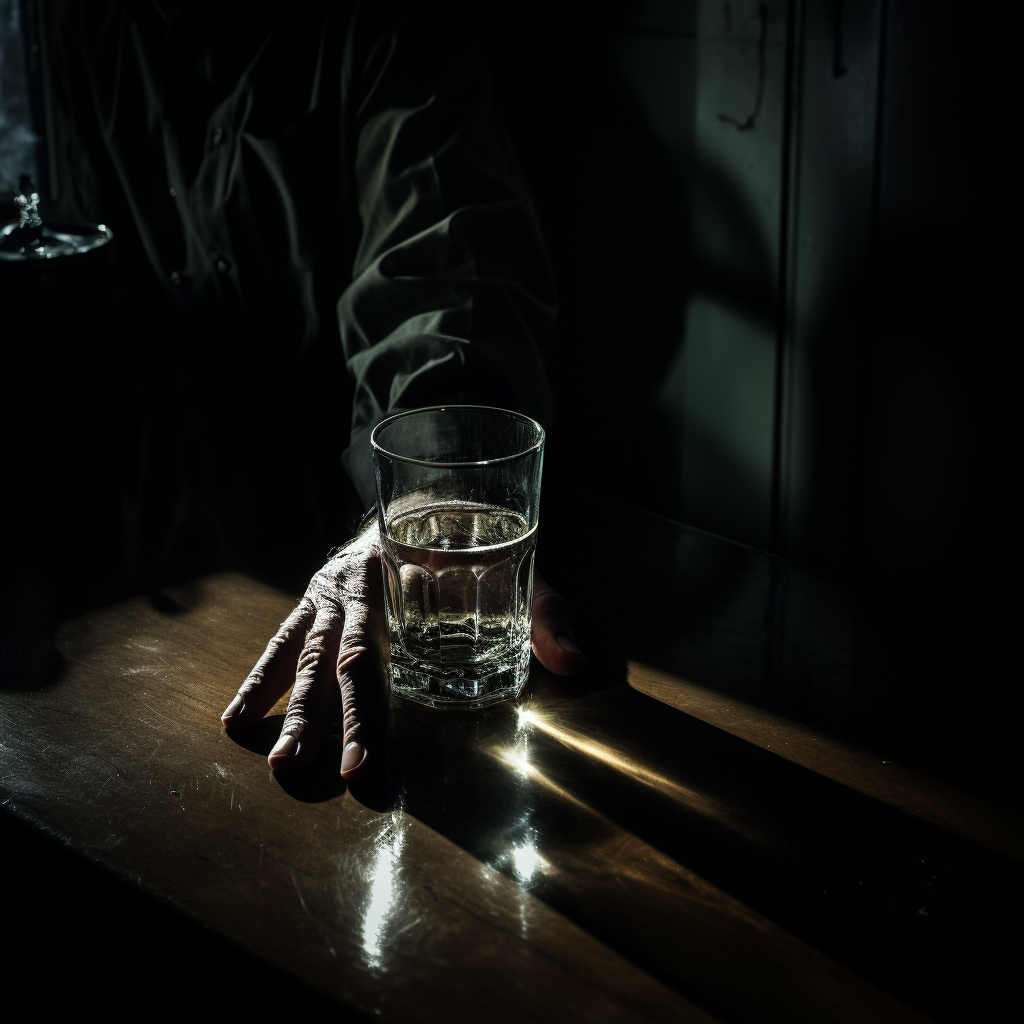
221,524 -> 584,779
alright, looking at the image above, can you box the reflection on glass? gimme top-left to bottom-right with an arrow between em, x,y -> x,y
361,812 -> 406,970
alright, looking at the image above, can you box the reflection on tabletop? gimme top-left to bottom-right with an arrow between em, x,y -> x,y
2,526 -> 1018,1024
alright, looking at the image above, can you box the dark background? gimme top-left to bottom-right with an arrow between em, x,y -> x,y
473,0 -> 1014,786
1,0 -> 1016,1012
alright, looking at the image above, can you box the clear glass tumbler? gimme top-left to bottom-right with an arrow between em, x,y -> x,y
371,406 -> 545,709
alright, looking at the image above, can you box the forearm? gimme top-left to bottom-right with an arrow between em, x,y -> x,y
338,5 -> 555,505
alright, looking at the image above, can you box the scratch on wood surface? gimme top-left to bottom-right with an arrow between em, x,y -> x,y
137,701 -> 182,727
390,916 -> 424,941
292,870 -> 313,918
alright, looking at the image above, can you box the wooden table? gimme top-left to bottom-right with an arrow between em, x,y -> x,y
2,505 -> 1018,1022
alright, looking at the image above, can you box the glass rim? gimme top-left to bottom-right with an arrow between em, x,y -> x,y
370,404 -> 545,468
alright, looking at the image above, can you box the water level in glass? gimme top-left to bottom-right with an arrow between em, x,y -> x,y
380,501 -> 536,708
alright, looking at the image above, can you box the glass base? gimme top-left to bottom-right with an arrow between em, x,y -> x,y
388,645 -> 530,711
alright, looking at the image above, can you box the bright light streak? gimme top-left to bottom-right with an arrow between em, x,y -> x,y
361,816 -> 405,969
516,708 -> 722,818
491,744 -> 594,819
496,743 -> 539,779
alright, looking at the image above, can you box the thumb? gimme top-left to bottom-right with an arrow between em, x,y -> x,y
531,571 -> 585,676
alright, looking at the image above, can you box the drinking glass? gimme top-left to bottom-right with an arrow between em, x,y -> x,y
371,406 -> 545,709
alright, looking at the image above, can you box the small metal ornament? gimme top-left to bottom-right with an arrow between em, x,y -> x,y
4,174 -> 44,254
1,173 -> 116,316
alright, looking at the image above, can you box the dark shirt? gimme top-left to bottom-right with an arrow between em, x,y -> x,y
46,0 -> 554,557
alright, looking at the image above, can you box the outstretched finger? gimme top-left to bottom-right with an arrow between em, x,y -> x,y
338,562 -> 389,781
268,602 -> 344,770
531,572 -> 586,676
222,597 -> 316,728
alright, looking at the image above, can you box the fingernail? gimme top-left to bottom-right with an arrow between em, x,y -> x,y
556,634 -> 583,655
221,695 -> 244,723
341,740 -> 365,776
270,734 -> 299,761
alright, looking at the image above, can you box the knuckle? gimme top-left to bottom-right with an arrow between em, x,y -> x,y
305,621 -> 339,648
296,644 -> 331,676
281,712 -> 309,734
337,645 -> 364,675
303,610 -> 343,649
238,677 -> 262,697
283,679 -> 317,725
340,683 -> 360,722
343,711 -> 361,740
282,705 -> 310,731
264,633 -> 290,658
312,548 -> 379,605
338,639 -> 368,660
281,596 -> 315,629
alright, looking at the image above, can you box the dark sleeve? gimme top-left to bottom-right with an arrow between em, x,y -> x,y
337,5 -> 556,506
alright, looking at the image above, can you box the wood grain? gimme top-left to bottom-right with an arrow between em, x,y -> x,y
1,573 -> 708,1024
628,661 -> 1024,860
0,572 -> 950,1024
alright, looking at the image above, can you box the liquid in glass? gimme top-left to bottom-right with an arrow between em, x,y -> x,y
380,500 -> 536,707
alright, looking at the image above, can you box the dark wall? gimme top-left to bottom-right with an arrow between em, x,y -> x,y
854,0 -> 1014,775
469,0 -> 1014,774
473,0 -> 1009,572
